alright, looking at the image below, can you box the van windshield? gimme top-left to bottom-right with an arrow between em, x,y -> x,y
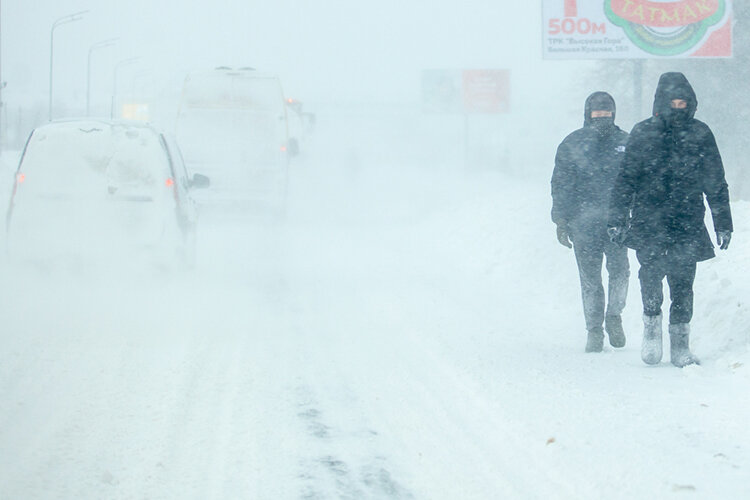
180,74 -> 284,111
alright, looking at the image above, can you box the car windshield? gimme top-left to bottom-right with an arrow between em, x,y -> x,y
19,122 -> 169,198
180,73 -> 284,111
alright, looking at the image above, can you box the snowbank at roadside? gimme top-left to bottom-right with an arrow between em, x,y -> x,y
697,200 -> 750,377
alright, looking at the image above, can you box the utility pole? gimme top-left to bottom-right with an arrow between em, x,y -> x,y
633,59 -> 644,120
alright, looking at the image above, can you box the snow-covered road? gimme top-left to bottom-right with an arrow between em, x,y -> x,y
1,109 -> 748,499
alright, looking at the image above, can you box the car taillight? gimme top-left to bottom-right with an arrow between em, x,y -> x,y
166,177 -> 180,204
8,173 -> 24,214
280,145 -> 287,152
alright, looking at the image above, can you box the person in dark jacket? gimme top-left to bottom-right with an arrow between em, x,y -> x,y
552,91 -> 630,352
608,72 -> 732,367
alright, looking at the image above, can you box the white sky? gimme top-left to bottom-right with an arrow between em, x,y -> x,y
2,1 -> 592,109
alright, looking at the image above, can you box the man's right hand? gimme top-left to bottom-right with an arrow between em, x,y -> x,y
717,230 -> 731,250
556,224 -> 572,248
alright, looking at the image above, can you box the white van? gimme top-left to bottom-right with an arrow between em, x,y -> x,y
175,68 -> 297,208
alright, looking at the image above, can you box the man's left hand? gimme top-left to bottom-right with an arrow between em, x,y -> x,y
607,226 -> 626,247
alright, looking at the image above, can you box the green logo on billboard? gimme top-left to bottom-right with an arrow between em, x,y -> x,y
604,0 -> 726,56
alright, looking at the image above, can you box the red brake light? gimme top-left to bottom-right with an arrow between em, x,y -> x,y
280,145 -> 287,152
165,178 -> 175,187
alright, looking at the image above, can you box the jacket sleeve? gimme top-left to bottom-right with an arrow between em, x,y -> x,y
701,128 -> 733,232
551,138 -> 575,226
607,134 -> 638,228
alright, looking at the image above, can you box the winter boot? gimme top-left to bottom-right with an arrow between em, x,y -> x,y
669,323 -> 700,367
605,314 -> 626,348
585,327 -> 604,353
641,313 -> 663,365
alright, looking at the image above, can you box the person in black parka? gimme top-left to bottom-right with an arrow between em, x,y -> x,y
608,72 -> 733,367
552,91 -> 630,353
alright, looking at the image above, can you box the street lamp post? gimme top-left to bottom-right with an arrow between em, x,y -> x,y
0,0 -> 4,154
130,69 -> 153,98
0,0 -> 10,154
111,57 -> 139,119
86,38 -> 118,117
48,10 -> 88,121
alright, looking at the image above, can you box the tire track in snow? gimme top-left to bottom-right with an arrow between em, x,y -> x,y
293,384 -> 414,500
270,264 -> 417,499
273,278 -> 583,498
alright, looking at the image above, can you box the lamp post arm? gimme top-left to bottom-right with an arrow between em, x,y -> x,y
86,38 -> 118,116
48,10 -> 88,121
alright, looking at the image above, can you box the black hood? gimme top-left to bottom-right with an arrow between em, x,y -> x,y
584,91 -> 616,126
652,72 -> 697,120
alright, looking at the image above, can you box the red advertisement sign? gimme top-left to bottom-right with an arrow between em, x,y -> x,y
462,70 -> 510,114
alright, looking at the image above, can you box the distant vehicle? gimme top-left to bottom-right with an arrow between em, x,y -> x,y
5,119 -> 209,267
175,67 -> 302,210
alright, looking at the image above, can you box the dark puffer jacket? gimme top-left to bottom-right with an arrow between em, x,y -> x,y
551,92 -> 629,234
608,72 -> 732,262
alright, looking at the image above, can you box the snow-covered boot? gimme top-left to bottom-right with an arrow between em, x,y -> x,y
669,323 -> 700,367
605,314 -> 626,348
585,327 -> 604,353
641,314 -> 663,365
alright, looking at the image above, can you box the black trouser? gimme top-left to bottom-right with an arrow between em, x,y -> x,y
636,248 -> 697,324
572,227 -> 630,332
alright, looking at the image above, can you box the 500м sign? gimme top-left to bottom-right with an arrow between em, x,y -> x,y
542,0 -> 732,59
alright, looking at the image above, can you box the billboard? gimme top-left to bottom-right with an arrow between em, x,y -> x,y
422,70 -> 510,114
542,0 -> 732,59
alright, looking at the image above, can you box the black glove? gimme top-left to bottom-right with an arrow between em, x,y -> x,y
607,226 -> 626,247
556,224 -> 572,248
717,230 -> 731,250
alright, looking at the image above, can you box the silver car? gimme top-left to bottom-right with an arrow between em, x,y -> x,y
6,119 -> 209,268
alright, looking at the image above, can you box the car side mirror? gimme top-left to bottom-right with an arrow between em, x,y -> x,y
190,173 -> 210,189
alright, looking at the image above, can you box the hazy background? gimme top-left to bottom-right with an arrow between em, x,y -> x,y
2,1 -> 748,191
4,1 -> 572,102
0,1 -> 599,175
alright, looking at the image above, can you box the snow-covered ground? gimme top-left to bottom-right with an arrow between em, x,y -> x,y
0,108 -> 748,499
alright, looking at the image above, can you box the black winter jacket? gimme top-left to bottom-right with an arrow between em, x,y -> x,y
551,92 -> 629,233
608,72 -> 732,262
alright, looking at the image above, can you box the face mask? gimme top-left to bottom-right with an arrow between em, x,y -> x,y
662,107 -> 690,127
591,116 -> 615,134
